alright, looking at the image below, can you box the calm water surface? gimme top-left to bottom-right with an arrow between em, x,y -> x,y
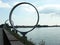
17,27 -> 60,45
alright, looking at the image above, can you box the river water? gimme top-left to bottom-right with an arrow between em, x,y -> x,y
17,27 -> 60,45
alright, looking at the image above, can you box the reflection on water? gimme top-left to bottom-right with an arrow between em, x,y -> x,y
17,27 -> 60,45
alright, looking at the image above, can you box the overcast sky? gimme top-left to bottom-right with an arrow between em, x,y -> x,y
0,0 -> 60,26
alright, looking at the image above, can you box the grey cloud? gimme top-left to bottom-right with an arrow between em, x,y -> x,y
39,8 -> 60,14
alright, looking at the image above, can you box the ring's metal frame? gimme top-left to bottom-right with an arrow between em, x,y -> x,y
9,2 -> 39,36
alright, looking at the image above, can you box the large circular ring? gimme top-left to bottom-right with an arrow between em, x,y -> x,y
9,2 -> 39,33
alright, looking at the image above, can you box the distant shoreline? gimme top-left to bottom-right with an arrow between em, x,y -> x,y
10,25 -> 60,28
0,24 -> 60,28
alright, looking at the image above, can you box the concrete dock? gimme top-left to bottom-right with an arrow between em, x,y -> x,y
0,28 -> 3,45
0,28 -> 24,45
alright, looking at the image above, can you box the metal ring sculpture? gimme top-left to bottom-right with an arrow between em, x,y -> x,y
9,2 -> 39,36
